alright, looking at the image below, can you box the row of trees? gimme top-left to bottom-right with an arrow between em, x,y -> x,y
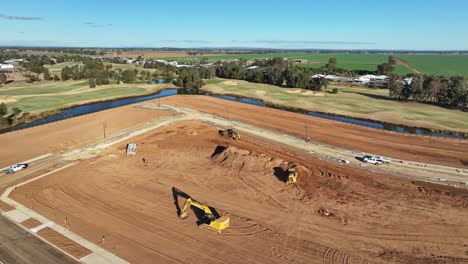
215,58 -> 329,91
175,67 -> 215,88
388,75 -> 467,109
61,60 -> 112,85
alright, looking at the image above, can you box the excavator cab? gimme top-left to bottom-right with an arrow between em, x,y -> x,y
179,197 -> 230,234
287,163 -> 298,184
219,129 -> 240,140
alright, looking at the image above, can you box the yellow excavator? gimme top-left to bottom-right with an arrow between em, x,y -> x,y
179,197 -> 230,234
219,128 -> 240,140
287,163 -> 298,184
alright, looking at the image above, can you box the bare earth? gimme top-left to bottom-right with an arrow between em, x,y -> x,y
0,104 -> 171,168
162,95 -> 468,167
1,95 -> 468,264
10,121 -> 468,263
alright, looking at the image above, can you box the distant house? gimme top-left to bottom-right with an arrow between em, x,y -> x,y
403,77 -> 413,85
245,65 -> 259,70
311,74 -> 325,79
353,75 -> 389,84
4,59 -> 28,65
0,63 -> 15,72
294,59 -> 308,64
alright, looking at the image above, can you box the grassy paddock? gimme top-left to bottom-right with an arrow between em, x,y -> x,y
396,54 -> 468,77
1,81 -> 172,113
202,78 -> 468,132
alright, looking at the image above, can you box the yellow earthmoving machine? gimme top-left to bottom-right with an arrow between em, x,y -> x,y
219,128 -> 240,140
179,197 -> 230,234
287,163 -> 298,184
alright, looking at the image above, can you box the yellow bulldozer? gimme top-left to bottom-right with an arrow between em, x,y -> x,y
287,163 -> 298,184
219,128 -> 240,140
179,197 -> 230,234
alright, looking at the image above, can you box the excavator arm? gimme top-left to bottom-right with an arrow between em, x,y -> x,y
180,198 -> 214,218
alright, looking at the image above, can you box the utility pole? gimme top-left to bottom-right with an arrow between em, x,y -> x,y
225,106 -> 229,120
305,125 -> 310,142
103,122 -> 107,139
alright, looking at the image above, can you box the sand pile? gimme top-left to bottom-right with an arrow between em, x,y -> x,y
211,145 -> 284,173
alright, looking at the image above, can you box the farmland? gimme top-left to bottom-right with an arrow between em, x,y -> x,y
396,54 -> 468,77
159,52 -> 415,74
157,52 -> 468,76
202,79 -> 468,132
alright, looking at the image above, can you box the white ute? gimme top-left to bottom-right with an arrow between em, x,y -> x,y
362,155 -> 391,165
4,164 -> 28,174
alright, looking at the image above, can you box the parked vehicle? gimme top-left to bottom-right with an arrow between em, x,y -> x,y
4,164 -> 28,174
362,156 -> 390,165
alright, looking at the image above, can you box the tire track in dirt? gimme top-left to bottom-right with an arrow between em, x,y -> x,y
394,57 -> 423,74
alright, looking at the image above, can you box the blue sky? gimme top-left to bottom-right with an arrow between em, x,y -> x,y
1,0 -> 467,50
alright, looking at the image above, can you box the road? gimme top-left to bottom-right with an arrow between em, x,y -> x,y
0,215 -> 77,264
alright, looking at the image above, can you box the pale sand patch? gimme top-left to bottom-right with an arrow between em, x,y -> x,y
255,90 -> 266,95
0,97 -> 18,104
303,91 -> 326,96
285,89 -> 302,94
223,81 -> 239,86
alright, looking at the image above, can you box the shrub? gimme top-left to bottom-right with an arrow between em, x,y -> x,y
332,88 -> 339,94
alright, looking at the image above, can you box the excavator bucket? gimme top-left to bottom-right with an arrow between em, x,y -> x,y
179,211 -> 189,219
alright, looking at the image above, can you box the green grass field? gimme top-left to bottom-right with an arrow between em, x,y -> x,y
202,79 -> 468,132
1,81 -> 170,113
161,52 -> 414,74
159,52 -> 468,77
0,82 -> 86,96
396,54 -> 468,77
7,87 -> 149,113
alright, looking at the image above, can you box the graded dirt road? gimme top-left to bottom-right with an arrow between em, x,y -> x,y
162,95 -> 468,167
0,215 -> 78,264
0,104 -> 171,168
10,121 -> 468,264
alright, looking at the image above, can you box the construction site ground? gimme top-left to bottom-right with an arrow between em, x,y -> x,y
0,95 -> 467,264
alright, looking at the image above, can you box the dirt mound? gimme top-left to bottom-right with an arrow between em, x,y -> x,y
211,145 -> 283,174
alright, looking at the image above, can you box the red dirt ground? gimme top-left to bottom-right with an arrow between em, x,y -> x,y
162,95 -> 468,167
37,227 -> 92,259
0,105 -> 171,168
11,121 -> 468,264
21,218 -> 42,229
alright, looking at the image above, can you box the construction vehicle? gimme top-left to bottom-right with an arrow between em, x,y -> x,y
179,197 -> 230,234
287,163 -> 298,184
219,128 -> 240,140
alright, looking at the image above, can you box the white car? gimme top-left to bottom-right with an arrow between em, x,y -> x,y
362,156 -> 385,165
4,164 -> 28,174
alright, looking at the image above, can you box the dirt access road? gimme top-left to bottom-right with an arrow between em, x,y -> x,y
162,95 -> 468,168
10,121 -> 468,263
0,103 -> 172,169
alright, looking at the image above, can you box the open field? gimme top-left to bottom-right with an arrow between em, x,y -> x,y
162,52 -> 416,75
0,81 -> 173,113
8,120 -> 468,263
44,61 -> 158,76
202,79 -> 468,132
106,51 -> 223,59
162,52 -> 468,76
396,54 -> 468,77
44,61 -> 84,75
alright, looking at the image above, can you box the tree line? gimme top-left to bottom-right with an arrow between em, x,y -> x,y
388,74 -> 467,109
215,57 -> 330,91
